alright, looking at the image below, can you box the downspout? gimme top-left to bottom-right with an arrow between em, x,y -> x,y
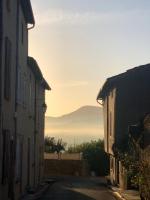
14,0 -> 20,194
15,0 -> 20,152
27,23 -> 35,30
0,0 -> 3,190
97,98 -> 103,106
27,21 -> 36,187
26,10 -> 35,188
34,79 -> 37,186
0,0 -> 3,136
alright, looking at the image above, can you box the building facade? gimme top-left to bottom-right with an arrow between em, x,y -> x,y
0,1 -> 18,199
0,1 -> 50,199
97,64 -> 150,189
27,57 -> 50,190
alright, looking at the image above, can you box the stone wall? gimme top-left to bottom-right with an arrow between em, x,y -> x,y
44,153 -> 83,160
140,146 -> 150,199
44,159 -> 89,177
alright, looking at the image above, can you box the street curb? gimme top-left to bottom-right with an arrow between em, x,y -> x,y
112,191 -> 125,200
108,185 -> 141,200
108,185 -> 125,200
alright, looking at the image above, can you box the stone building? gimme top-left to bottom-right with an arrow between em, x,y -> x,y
0,1 -> 50,199
27,57 -> 50,189
0,0 -> 18,199
97,64 -> 150,189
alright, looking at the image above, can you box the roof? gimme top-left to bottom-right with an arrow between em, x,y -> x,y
28,57 -> 51,90
97,63 -> 150,100
21,0 -> 35,24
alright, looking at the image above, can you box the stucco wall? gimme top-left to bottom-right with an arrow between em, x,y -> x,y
16,4 -> 34,195
103,88 -> 116,155
103,68 -> 150,189
0,1 -> 47,199
0,1 -> 17,199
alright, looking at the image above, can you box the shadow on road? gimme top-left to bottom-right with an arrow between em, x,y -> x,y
40,176 -> 116,200
41,185 -> 95,200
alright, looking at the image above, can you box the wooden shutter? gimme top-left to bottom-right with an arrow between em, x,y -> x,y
4,37 -> 12,100
1,130 -> 11,185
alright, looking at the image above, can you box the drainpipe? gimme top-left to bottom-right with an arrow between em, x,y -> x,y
34,79 -> 37,187
0,1 -> 3,191
27,23 -> 35,30
14,0 -> 20,196
97,98 -> 103,106
0,0 -> 3,137
15,0 -> 20,150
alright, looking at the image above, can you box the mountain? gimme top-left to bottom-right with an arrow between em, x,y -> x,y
45,105 -> 104,146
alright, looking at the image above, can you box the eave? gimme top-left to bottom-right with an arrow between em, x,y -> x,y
28,57 -> 51,91
21,0 -> 35,24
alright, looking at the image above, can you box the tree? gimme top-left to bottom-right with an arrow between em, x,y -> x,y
44,136 -> 66,154
68,139 -> 109,176
44,136 -> 55,153
54,139 -> 66,154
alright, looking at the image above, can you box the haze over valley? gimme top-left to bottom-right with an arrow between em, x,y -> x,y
45,105 -> 103,146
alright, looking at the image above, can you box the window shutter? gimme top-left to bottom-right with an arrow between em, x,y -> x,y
4,37 -> 12,100
1,130 -> 11,185
17,66 -> 21,103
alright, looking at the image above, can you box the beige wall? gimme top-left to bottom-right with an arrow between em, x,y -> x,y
26,63 -> 47,189
15,4 -> 33,195
0,1 -> 48,199
34,80 -> 44,185
102,88 -> 120,186
103,88 -> 116,155
102,67 -> 150,189
0,1 -> 17,199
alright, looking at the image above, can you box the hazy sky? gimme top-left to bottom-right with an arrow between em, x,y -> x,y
29,0 -> 150,116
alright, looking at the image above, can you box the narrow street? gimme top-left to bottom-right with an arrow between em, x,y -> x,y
40,176 -> 117,200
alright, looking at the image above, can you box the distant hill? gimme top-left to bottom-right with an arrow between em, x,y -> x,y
45,105 -> 104,146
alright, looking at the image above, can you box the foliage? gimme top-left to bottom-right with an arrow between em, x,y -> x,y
113,134 -> 150,199
68,139 -> 109,176
115,136 -> 140,187
44,136 -> 67,153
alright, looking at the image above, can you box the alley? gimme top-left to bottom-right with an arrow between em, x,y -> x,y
39,176 -> 117,200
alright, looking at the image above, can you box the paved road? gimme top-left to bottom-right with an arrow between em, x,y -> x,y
40,176 -> 117,200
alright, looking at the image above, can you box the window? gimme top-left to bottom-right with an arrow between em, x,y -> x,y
23,75 -> 27,107
29,74 -> 32,111
27,138 -> 31,186
21,23 -> 24,44
17,66 -> 22,103
6,0 -> 11,12
17,68 -> 28,106
2,130 -> 11,185
110,157 -> 113,170
111,90 -> 113,98
15,136 -> 23,182
109,112 -> 112,136
4,37 -> 12,100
